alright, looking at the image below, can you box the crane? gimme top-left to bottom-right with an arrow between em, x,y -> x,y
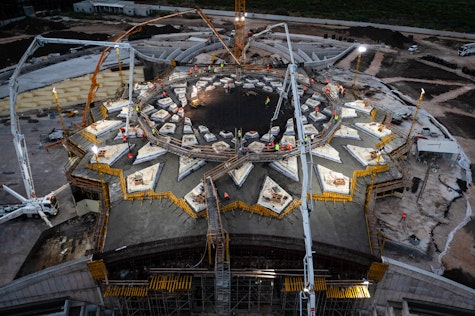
234,0 -> 246,60
81,8 -> 240,129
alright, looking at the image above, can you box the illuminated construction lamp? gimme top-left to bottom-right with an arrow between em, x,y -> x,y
91,144 -> 98,156
353,45 -> 367,88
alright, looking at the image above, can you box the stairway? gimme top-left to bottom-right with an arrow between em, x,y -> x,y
204,177 -> 231,315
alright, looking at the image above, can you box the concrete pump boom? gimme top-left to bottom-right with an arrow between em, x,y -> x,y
6,36 -> 134,226
244,22 -> 317,314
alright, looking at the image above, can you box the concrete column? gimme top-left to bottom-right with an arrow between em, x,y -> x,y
385,305 -> 395,316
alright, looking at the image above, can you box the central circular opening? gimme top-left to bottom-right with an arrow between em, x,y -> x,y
185,86 -> 294,138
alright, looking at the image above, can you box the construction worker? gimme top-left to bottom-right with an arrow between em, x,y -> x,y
287,143 -> 292,151
135,105 -> 140,114
189,67 -> 193,75
223,192 -> 230,200
266,142 -> 271,151
400,211 -> 407,222
237,129 -> 242,139
275,143 -> 280,151
152,128 -> 157,136
266,64 -> 270,71
220,62 -> 224,69
265,96 -> 270,106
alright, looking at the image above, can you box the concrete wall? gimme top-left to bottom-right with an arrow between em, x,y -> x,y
372,257 -> 475,312
0,256 -> 103,309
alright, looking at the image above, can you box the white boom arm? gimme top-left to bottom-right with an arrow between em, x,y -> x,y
9,36 -> 134,198
2,184 -> 28,203
246,23 -> 316,314
1,184 -> 54,227
7,36 -> 134,226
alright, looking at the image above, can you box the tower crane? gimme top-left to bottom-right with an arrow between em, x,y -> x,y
234,0 -> 246,60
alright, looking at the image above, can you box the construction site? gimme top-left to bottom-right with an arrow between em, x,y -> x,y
0,3 -> 475,316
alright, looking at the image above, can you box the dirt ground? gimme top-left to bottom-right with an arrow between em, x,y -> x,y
1,15 -> 475,288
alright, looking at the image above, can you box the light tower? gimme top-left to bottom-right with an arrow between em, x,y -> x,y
352,45 -> 367,89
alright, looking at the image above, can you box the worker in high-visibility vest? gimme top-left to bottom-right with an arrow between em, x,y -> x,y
265,96 -> 270,106
224,192 -> 230,200
275,143 -> 280,151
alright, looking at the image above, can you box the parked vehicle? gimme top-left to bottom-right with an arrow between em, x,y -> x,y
408,45 -> 418,53
458,43 -> 475,56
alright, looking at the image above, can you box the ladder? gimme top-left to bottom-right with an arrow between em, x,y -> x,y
204,177 -> 231,315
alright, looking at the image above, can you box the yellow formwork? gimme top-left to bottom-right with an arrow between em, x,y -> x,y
100,105 -> 108,120
87,259 -> 108,281
375,135 -> 396,149
370,109 -> 377,122
86,162 -> 199,218
367,262 -> 389,282
84,143 -> 390,221
284,277 -> 303,292
284,277 -> 327,293
104,286 -> 148,297
311,191 -> 352,203
314,277 -> 327,291
220,200 -> 301,219
326,286 -> 370,299
149,275 -> 193,292
81,130 -> 101,145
